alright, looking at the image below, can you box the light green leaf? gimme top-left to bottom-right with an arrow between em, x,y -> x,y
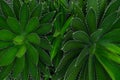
61,16 -> 73,35
51,36 -> 62,60
16,45 -> 26,58
96,54 -> 120,80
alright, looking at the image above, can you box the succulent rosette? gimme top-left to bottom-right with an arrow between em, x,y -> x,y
0,0 -> 55,79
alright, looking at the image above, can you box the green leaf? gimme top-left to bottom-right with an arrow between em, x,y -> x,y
91,29 -> 103,42
13,0 -> 21,19
40,11 -> 56,23
61,16 -> 73,35
51,36 -> 62,60
38,48 -> 52,66
56,51 -> 79,72
13,56 -> 25,78
111,17 -> 120,29
87,0 -> 99,16
22,59 -> 29,80
31,3 -> 42,17
25,17 -> 39,33
103,0 -> 120,18
19,3 -> 29,29
75,48 -> 88,66
27,55 -> 39,80
0,41 -> 12,49
0,0 -> 14,17
0,63 -> 13,80
0,16 -> 8,29
0,46 -> 18,66
88,54 -> 95,80
27,43 -> 39,65
39,38 -> 52,51
28,0 -> 37,11
7,17 -> 21,34
96,54 -> 120,80
102,29 -> 120,42
62,40 -> 84,52
64,58 -> 86,80
100,42 -> 120,55
72,31 -> 89,43
37,23 -> 52,35
100,12 -> 117,32
53,12 -> 65,37
95,59 -> 111,80
27,33 -> 40,45
0,29 -> 15,41
16,45 -> 26,58
86,8 -> 97,33
96,46 -> 120,64
71,17 -> 86,31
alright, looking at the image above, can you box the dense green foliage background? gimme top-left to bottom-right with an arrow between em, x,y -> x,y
0,0 -> 120,80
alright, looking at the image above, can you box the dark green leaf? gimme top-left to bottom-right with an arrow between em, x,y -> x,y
37,23 -> 52,35
0,0 -> 14,17
13,0 -> 21,19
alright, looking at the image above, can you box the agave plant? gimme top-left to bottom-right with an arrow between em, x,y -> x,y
53,0 -> 120,80
0,0 -> 55,79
